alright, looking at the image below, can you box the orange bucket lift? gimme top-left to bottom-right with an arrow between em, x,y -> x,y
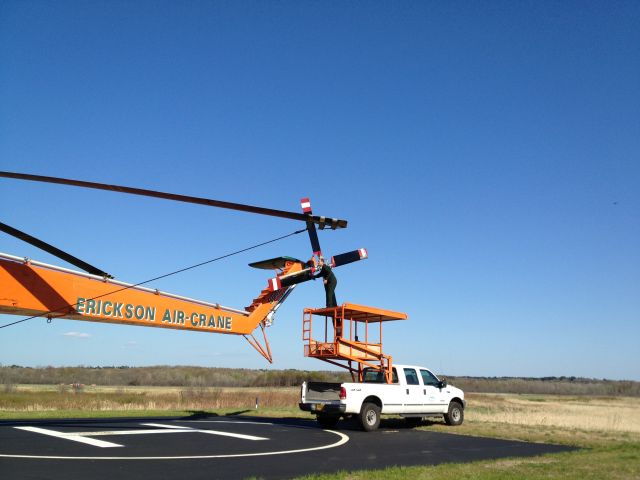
302,303 -> 407,383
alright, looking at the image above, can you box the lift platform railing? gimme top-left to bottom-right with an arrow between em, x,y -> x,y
302,303 -> 407,383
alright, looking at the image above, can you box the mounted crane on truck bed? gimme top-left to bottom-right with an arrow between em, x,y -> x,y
0,172 -> 371,362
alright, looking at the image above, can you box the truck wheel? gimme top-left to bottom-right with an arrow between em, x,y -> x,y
444,401 -> 464,426
317,414 -> 340,429
359,402 -> 381,431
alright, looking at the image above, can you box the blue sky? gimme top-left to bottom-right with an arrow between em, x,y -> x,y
1,1 -> 638,380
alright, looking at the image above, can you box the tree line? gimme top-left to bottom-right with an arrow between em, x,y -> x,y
0,365 -> 350,388
1,365 -> 638,396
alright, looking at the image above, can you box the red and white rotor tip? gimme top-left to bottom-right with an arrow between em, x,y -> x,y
300,198 -> 312,213
268,277 -> 282,292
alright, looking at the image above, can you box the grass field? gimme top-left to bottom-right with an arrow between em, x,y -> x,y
1,386 -> 639,479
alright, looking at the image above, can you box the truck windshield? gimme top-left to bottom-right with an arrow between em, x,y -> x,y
362,368 -> 398,384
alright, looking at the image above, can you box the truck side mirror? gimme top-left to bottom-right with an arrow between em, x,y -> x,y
438,380 -> 447,389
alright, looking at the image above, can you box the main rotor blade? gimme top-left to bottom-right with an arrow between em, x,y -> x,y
267,268 -> 314,291
266,249 -> 368,291
331,248 -> 368,268
0,172 -> 348,229
0,221 -> 112,277
300,198 -> 322,256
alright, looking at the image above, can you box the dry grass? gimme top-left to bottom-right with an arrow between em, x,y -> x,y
0,385 -> 300,414
466,393 -> 640,434
5,386 -> 640,431
4,387 -> 640,440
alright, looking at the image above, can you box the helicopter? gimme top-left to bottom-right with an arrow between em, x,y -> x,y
0,171 -> 367,362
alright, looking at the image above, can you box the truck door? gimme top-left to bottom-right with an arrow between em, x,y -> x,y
420,369 -> 449,413
383,368 -> 404,414
402,367 -> 423,414
362,367 -> 403,414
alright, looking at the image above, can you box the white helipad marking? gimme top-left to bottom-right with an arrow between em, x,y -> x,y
73,429 -> 192,437
14,422 -> 267,446
142,423 -> 191,429
2,422 -> 349,460
182,420 -> 274,425
14,427 -> 122,448
142,423 -> 268,441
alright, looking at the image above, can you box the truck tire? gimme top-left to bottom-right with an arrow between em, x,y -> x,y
317,414 -> 340,429
359,402 -> 381,431
444,401 -> 464,426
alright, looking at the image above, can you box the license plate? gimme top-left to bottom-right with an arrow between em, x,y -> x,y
314,404 -> 324,412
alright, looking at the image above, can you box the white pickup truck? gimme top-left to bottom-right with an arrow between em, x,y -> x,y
299,364 -> 465,431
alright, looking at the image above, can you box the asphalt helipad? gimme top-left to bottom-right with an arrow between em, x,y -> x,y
0,416 -> 575,479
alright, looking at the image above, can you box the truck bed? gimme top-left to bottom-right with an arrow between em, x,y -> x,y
304,382 -> 341,402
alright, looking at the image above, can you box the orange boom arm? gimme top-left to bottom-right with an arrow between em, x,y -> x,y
0,253 -> 304,362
